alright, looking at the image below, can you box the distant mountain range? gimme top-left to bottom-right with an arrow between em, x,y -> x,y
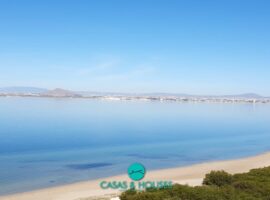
0,87 -> 48,94
0,86 -> 268,99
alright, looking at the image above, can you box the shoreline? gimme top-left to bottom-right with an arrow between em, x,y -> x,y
1,152 -> 270,200
1,95 -> 270,104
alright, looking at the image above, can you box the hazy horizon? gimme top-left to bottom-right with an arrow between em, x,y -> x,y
0,85 -> 269,97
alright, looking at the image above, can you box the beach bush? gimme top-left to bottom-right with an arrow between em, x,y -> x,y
120,166 -> 270,200
203,170 -> 233,186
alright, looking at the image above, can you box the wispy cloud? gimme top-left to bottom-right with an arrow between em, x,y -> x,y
75,57 -> 122,76
73,55 -> 158,82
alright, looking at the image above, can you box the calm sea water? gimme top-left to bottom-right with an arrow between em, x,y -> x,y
0,97 -> 270,195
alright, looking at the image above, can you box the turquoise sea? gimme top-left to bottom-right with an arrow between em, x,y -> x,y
0,97 -> 270,195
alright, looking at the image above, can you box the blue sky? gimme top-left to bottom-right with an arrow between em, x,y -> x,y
0,0 -> 269,95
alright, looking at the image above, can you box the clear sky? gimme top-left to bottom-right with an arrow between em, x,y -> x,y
0,0 -> 270,95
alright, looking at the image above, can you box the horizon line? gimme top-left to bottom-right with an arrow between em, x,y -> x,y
0,86 -> 268,97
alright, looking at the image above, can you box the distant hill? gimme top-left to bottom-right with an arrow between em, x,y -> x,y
223,93 -> 264,99
42,88 -> 81,97
131,93 -> 265,99
0,87 -> 48,94
235,93 -> 263,98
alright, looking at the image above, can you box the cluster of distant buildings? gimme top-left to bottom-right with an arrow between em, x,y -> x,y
97,96 -> 270,104
0,88 -> 269,104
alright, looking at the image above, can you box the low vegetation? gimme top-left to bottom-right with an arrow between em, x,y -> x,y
120,166 -> 270,200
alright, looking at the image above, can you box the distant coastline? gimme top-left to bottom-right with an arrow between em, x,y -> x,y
0,87 -> 270,104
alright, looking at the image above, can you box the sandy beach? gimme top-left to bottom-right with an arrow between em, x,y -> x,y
1,152 -> 270,200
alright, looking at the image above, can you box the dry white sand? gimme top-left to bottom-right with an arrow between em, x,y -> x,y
1,152 -> 270,200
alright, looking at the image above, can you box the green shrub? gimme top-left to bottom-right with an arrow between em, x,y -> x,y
120,166 -> 270,200
203,170 -> 233,187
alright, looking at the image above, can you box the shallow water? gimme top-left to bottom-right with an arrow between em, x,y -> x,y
0,97 -> 270,195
